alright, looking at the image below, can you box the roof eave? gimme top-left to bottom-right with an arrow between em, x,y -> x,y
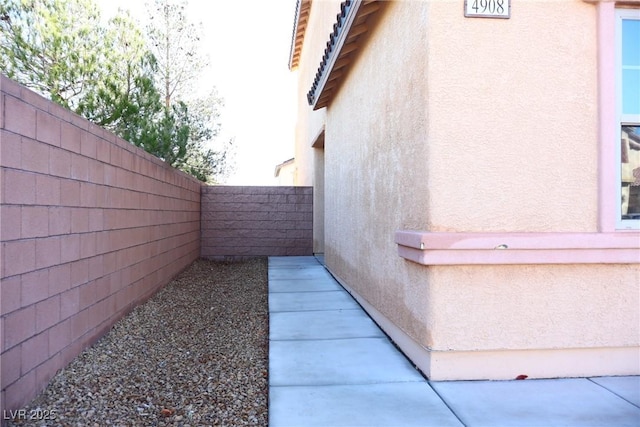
288,0 -> 312,71
307,0 -> 381,110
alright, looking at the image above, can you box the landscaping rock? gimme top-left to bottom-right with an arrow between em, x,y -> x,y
7,258 -> 269,426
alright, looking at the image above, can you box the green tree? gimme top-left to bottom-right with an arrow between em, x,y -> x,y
145,0 -> 234,182
0,0 -> 231,181
0,0 -> 103,109
77,12 -> 161,139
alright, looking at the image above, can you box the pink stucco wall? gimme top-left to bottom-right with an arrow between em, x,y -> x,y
0,75 -> 202,413
201,185 -> 313,258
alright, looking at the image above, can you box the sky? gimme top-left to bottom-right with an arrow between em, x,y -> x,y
97,0 -> 299,185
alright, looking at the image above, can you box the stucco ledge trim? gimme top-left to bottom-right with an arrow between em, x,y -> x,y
395,231 -> 640,265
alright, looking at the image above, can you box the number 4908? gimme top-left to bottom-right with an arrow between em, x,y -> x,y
466,0 -> 509,18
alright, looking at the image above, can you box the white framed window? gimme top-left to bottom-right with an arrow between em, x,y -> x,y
616,8 -> 640,230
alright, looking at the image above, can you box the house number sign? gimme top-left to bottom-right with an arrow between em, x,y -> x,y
465,0 -> 510,18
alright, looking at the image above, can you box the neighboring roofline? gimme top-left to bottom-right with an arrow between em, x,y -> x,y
307,0 -> 381,110
274,158 -> 295,177
623,126 -> 640,145
311,126 -> 325,148
288,0 -> 312,70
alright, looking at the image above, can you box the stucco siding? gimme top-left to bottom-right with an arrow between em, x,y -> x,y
302,0 -> 639,379
324,0 -> 432,344
426,0 -> 599,232
428,264 -> 640,351
292,1 -> 337,186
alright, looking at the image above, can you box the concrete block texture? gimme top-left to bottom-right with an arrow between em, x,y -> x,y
0,75 -> 202,414
201,186 -> 313,258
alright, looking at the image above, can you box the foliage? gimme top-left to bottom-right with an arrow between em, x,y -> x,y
180,137 -> 235,183
176,87 -> 235,182
146,0 -> 206,108
0,0 -> 103,109
144,0 -> 234,182
76,12 -> 162,146
0,0 -> 233,182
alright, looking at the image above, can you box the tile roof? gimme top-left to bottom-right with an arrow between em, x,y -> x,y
307,0 -> 381,109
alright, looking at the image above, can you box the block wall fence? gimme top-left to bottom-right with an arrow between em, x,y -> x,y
200,186 -> 313,258
0,76 -> 202,414
0,75 -> 313,415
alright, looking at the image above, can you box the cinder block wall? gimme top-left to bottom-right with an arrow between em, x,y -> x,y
0,75 -> 202,413
201,186 -> 313,258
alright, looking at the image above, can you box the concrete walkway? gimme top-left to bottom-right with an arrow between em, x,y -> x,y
267,256 -> 640,427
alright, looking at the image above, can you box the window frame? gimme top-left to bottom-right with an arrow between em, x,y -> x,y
615,8 -> 640,230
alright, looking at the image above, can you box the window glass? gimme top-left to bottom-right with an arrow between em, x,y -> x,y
621,19 -> 640,115
619,12 -> 640,227
621,126 -> 640,220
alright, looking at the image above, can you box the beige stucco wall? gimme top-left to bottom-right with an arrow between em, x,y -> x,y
292,1 -> 341,253
324,0 -> 433,351
426,0 -> 599,232
292,0 -> 338,186
313,146 -> 325,253
294,0 -> 639,379
427,265 -> 639,351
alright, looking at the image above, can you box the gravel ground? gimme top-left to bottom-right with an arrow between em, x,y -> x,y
8,258 -> 269,427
